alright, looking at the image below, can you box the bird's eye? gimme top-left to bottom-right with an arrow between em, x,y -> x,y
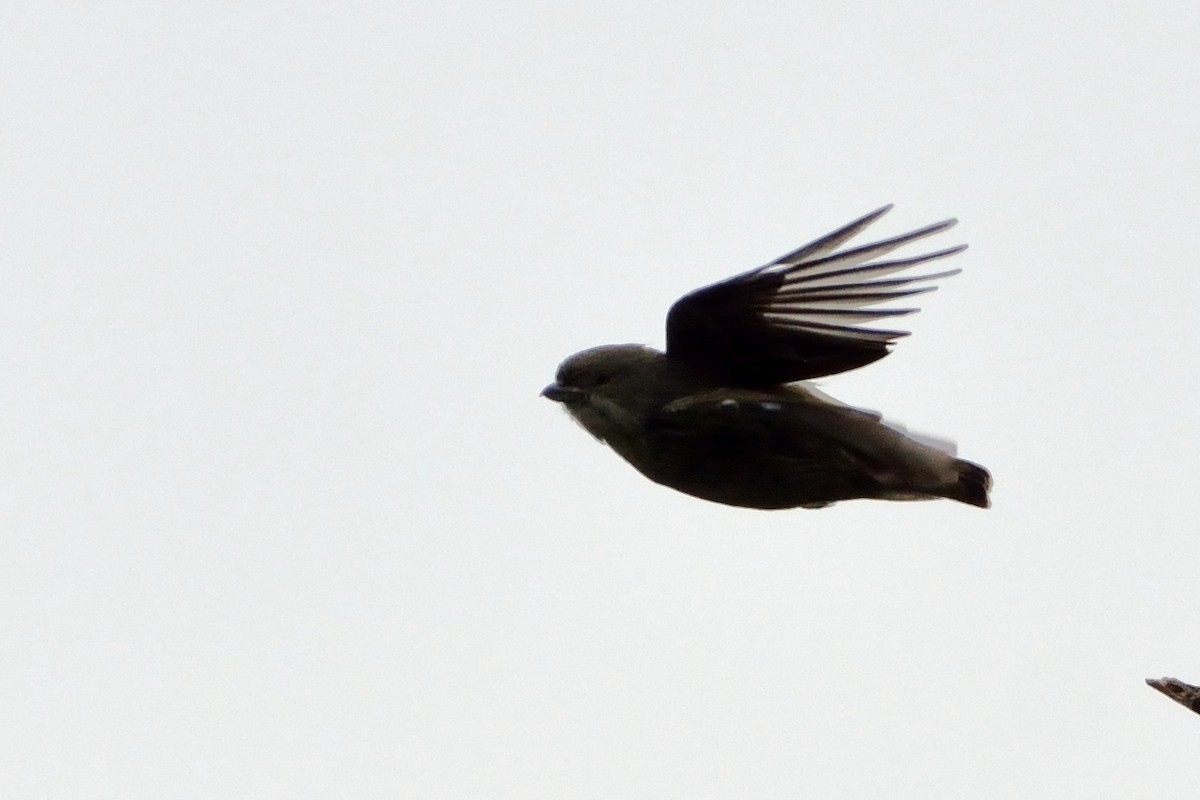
593,375 -> 611,387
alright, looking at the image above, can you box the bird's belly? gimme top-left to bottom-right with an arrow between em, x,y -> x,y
625,428 -> 878,510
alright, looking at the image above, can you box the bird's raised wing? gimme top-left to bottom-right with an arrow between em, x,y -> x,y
664,205 -> 966,385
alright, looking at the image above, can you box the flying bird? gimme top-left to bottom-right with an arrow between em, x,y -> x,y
542,205 -> 991,509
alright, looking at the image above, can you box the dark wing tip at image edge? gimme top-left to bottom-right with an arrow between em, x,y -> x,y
1146,677 -> 1200,715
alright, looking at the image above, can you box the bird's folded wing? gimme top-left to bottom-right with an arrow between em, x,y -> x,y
654,390 -> 881,456
664,205 -> 966,385
647,391 -> 863,474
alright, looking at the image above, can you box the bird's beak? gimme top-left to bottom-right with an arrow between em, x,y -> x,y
541,382 -> 585,403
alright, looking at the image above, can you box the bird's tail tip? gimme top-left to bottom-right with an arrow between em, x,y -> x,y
950,458 -> 992,508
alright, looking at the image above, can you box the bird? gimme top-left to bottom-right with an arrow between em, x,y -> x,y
542,205 -> 991,510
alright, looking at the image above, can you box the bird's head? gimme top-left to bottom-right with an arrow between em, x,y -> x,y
541,344 -> 676,443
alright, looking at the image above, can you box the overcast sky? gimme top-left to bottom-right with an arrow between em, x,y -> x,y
4,2 -> 1199,797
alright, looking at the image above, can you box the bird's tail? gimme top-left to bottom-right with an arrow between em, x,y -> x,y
944,458 -> 992,508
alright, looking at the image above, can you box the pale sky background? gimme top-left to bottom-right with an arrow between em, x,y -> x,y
3,2 -> 1199,797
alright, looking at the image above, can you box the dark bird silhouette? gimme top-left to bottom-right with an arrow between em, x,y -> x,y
542,206 -> 991,509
